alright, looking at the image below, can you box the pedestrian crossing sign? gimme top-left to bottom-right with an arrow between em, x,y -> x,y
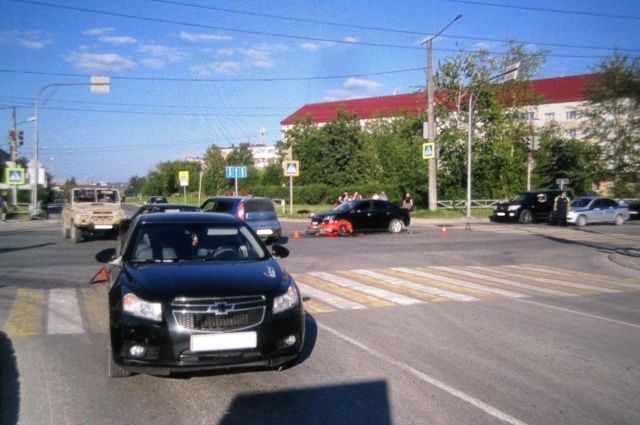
5,167 -> 26,185
283,160 -> 300,177
422,143 -> 435,159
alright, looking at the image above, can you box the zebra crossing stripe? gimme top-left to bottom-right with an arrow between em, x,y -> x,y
431,266 -> 574,297
399,267 -> 528,298
349,269 -> 477,302
506,265 -> 640,288
5,288 -> 45,337
308,271 -> 422,306
481,266 -> 621,294
47,288 -> 84,334
295,279 -> 366,310
81,286 -> 109,334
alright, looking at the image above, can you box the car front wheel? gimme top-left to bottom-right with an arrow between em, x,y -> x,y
70,222 -> 82,243
576,215 -> 587,227
613,214 -> 624,225
519,210 -> 533,224
388,219 -> 404,234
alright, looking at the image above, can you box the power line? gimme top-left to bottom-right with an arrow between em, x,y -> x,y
442,0 -> 640,21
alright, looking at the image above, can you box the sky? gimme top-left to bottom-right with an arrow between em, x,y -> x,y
1,0 -> 639,184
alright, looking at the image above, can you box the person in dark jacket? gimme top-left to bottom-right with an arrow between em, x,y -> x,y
553,191 -> 571,226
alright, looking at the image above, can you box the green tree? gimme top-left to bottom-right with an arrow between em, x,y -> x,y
533,125 -> 602,195
580,51 -> 640,197
435,41 -> 546,200
262,162 -> 286,186
201,145 -> 228,196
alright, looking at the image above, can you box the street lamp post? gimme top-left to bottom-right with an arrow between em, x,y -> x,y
466,63 -> 520,219
423,14 -> 462,212
31,78 -> 109,216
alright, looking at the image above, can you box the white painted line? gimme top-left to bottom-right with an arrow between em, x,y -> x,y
352,269 -> 477,302
505,265 -> 639,290
309,272 -> 423,305
295,280 -> 367,310
318,322 -> 529,425
393,267 -> 527,298
433,266 -> 572,297
47,288 -> 84,334
472,266 -> 620,293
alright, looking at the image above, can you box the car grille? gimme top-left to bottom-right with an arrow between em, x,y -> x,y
171,296 -> 266,332
91,211 -> 117,222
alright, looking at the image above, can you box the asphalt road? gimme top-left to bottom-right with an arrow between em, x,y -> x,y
1,216 -> 639,425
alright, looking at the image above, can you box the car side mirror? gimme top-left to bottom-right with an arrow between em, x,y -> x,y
271,244 -> 289,259
95,248 -> 117,263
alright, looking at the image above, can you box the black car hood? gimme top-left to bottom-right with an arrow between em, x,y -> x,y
121,259 -> 287,300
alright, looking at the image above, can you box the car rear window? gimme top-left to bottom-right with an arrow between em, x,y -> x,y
246,199 -> 275,213
205,201 -> 234,213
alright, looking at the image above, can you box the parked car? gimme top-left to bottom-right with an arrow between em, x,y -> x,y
146,196 -> 168,204
622,200 -> 640,220
118,203 -> 202,241
549,196 -> 630,227
200,196 -> 282,244
491,189 -> 573,224
94,212 -> 304,378
307,199 -> 410,235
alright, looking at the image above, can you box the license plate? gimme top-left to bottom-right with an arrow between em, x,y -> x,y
256,229 -> 273,235
191,332 -> 257,352
94,225 -> 113,230
496,212 -> 505,216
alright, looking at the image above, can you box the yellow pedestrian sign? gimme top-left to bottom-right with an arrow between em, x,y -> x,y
178,171 -> 189,187
422,143 -> 435,159
283,161 -> 300,177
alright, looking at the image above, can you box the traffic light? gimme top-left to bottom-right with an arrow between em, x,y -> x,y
18,131 -> 24,145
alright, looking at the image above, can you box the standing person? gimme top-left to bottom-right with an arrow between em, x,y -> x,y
553,191 -> 571,226
379,191 -> 388,201
352,191 -> 362,200
1,190 -> 9,222
402,192 -> 414,213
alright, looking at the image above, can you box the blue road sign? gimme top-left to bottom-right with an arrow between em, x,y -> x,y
226,166 -> 247,179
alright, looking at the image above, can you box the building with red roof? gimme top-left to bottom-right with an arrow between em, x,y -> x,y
281,73 -> 601,140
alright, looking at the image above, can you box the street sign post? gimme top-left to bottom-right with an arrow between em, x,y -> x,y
226,166 -> 248,196
556,178 -> 570,189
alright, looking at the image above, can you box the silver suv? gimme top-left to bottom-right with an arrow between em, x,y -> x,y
200,196 -> 282,244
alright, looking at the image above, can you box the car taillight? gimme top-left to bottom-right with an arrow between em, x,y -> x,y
237,201 -> 245,221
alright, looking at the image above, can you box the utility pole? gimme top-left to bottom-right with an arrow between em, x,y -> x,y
10,107 -> 18,205
423,15 -> 462,212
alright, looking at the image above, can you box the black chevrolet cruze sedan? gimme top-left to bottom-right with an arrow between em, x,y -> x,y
95,212 -> 304,378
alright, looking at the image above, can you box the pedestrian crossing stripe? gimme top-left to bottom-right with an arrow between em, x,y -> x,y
2,265 -> 639,336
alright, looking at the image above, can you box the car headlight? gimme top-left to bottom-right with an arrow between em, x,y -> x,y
123,292 -> 162,321
82,211 -> 91,219
508,205 -> 520,211
117,211 -> 127,219
273,283 -> 300,314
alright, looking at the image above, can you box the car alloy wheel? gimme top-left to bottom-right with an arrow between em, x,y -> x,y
388,219 -> 403,234
576,215 -> 587,227
519,210 -> 533,224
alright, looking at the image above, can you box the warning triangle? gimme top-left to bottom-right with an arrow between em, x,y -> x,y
90,266 -> 110,284
287,163 -> 298,173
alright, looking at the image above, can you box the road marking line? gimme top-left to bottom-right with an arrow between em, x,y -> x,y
474,266 -> 620,294
4,288 -> 45,337
305,272 -> 397,308
318,322 -> 529,425
295,279 -> 367,310
350,269 -> 477,302
432,266 -> 574,297
399,268 -> 527,298
310,271 -> 424,305
47,288 -> 83,334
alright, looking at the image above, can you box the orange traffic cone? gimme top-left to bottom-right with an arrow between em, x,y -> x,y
293,229 -> 301,239
440,226 -> 448,236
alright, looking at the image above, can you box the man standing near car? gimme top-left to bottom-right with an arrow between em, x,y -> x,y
554,191 -> 571,226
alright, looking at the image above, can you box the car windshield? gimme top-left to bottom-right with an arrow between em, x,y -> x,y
571,198 -> 592,208
510,193 -> 534,203
127,222 -> 267,263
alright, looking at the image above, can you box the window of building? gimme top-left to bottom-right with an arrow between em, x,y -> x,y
566,111 -> 577,120
544,112 -> 555,121
565,129 -> 577,139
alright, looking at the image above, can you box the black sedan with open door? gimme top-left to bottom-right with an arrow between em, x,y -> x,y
95,212 -> 304,377
307,199 -> 410,235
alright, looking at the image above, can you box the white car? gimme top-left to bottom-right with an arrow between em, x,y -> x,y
566,197 -> 629,227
